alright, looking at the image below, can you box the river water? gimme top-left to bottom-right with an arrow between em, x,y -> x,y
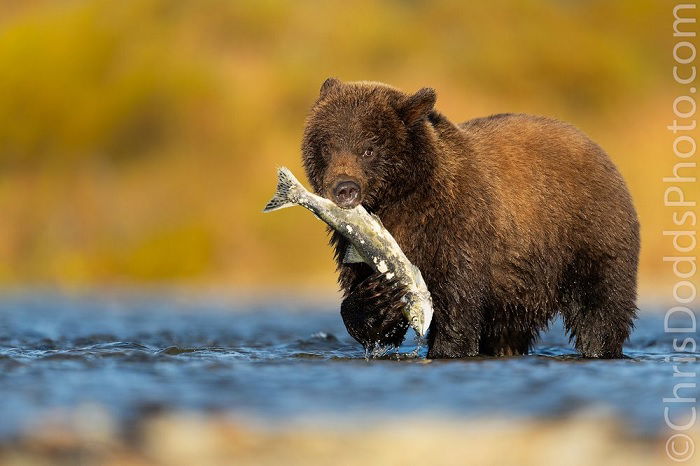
0,292 -> 696,441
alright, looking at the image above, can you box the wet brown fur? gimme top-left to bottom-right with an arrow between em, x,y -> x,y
302,79 -> 639,358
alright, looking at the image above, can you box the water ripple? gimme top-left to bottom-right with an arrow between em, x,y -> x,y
0,292 -> 696,440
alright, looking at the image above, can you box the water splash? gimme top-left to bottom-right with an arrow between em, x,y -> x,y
364,342 -> 399,360
406,333 -> 426,358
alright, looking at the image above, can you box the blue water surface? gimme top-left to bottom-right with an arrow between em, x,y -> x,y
0,292 -> 697,439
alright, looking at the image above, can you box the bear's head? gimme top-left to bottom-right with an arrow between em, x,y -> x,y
302,78 -> 436,211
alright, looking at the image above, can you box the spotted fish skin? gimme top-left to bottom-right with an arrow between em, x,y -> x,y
263,167 -> 433,337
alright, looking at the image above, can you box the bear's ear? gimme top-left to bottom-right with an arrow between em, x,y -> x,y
319,77 -> 342,98
397,87 -> 436,126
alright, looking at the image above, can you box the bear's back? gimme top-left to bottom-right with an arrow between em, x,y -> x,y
452,112 -> 636,263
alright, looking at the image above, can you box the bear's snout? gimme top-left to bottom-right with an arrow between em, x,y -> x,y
332,180 -> 361,208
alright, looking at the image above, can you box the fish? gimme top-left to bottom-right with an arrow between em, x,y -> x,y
263,167 -> 433,337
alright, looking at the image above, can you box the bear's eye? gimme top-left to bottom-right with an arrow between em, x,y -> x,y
362,147 -> 374,158
321,146 -> 331,158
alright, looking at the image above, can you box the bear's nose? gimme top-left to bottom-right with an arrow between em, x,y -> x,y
332,180 -> 361,208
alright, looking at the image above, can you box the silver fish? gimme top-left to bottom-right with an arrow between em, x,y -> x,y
263,167 -> 433,337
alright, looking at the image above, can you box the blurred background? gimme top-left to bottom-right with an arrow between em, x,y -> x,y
1,2 -> 697,464
0,0 -> 687,297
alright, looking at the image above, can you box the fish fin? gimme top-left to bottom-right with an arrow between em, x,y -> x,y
342,244 -> 366,264
369,212 -> 385,228
263,167 -> 301,212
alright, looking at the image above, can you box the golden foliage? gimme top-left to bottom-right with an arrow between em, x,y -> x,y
0,0 -> 688,293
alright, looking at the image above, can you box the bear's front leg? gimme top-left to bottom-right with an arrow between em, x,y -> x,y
340,272 -> 409,350
425,288 -> 482,358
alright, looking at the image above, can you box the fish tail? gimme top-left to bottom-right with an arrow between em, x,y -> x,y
262,167 -> 302,212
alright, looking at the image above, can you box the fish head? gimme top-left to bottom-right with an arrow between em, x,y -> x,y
405,291 -> 434,337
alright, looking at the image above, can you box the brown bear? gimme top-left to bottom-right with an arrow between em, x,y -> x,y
301,78 -> 639,358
